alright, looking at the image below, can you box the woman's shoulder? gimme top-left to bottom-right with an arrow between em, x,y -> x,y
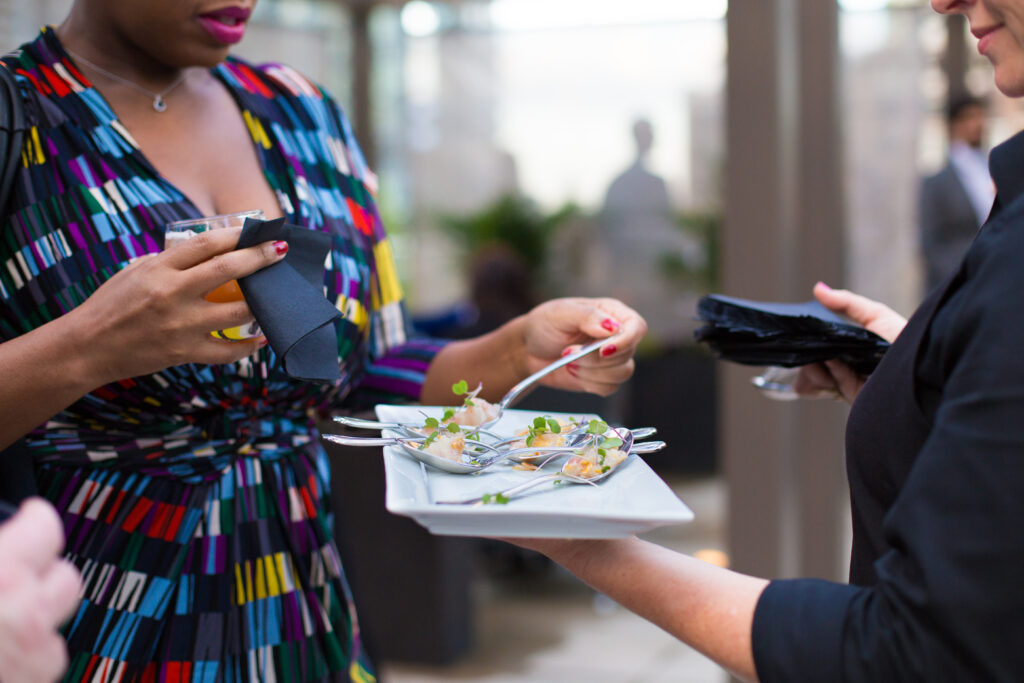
219,54 -> 375,189
219,55 -> 340,113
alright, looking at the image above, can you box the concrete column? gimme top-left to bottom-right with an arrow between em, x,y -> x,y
349,0 -> 377,168
723,0 -> 848,581
944,14 -> 969,102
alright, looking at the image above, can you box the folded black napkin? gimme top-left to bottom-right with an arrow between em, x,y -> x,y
694,294 -> 890,374
236,217 -> 341,383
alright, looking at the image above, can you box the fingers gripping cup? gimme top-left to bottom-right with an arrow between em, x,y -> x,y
165,210 -> 264,341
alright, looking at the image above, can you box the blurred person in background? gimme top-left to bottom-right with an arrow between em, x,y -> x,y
512,0 -> 1024,679
599,118 -> 703,345
0,499 -> 82,683
0,1 -> 646,680
919,94 -> 994,291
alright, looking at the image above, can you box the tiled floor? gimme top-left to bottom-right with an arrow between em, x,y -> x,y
379,476 -> 728,683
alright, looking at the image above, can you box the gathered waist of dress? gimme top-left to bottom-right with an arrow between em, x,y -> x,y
28,407 -> 322,482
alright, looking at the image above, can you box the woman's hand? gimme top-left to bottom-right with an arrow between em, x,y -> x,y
0,228 -> 288,448
519,297 -> 647,396
420,297 -> 646,404
792,282 -> 907,404
0,499 -> 82,683
68,227 -> 288,385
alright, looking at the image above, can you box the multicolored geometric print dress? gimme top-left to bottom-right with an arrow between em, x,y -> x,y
0,28 -> 444,682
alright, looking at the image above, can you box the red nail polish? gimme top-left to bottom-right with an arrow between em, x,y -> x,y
600,344 -> 617,358
567,364 -> 579,377
601,318 -> 620,332
274,240 -> 289,255
561,347 -> 573,357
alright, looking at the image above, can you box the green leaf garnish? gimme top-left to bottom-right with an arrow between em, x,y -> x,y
442,408 -> 456,422
481,492 -> 510,505
526,433 -> 537,447
452,380 -> 469,395
419,431 -> 439,450
547,418 -> 561,433
424,417 -> 439,429
587,419 -> 609,435
601,437 -> 623,449
447,422 -> 461,434
533,416 -> 547,429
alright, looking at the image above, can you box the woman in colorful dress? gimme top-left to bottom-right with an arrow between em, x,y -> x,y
0,1 -> 647,680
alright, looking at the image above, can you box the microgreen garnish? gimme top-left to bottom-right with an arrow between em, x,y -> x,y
447,422 -> 461,434
600,436 -> 623,449
525,415 -> 562,446
587,419 -> 609,435
481,492 -> 510,505
419,431 -> 439,450
450,379 -> 483,411
442,408 -> 456,422
424,417 -> 440,430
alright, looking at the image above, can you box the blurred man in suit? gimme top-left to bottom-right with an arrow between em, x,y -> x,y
919,95 -> 994,292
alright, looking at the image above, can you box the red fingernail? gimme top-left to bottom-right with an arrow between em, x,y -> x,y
601,318 -> 620,332
567,364 -> 579,377
600,344 -> 617,358
274,240 -> 289,255
259,338 -> 269,348
561,347 -> 574,357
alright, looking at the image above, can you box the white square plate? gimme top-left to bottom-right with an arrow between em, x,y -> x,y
377,404 -> 694,538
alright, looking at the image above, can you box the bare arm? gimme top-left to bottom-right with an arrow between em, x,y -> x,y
0,228 -> 287,449
521,537 -> 768,681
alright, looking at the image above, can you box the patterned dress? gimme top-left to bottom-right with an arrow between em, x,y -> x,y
0,28 -> 445,682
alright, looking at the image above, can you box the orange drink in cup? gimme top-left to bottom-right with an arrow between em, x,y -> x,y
165,210 -> 264,341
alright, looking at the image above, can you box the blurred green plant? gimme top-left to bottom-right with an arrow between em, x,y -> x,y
658,209 -> 721,292
439,194 -> 579,279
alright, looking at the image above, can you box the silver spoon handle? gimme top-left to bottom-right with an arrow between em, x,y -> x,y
323,433 -> 401,447
333,416 -> 404,430
436,473 -> 563,505
501,445 -> 581,459
630,440 -> 667,454
498,338 -> 609,412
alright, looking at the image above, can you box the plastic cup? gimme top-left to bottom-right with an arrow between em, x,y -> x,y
165,210 -> 264,341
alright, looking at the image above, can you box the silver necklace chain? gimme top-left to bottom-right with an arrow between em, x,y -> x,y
65,48 -> 187,112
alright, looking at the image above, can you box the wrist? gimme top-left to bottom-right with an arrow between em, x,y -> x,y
499,313 -> 532,381
58,306 -> 114,392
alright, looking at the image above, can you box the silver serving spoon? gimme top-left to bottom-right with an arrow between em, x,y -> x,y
492,424 -> 656,451
502,426 -> 657,465
321,432 -> 595,475
333,415 -> 505,441
436,428 -> 637,504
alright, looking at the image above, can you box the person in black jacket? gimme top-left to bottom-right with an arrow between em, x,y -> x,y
508,0 -> 1024,680
918,95 -> 993,291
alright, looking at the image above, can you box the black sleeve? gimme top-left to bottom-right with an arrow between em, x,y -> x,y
753,212 -> 1024,682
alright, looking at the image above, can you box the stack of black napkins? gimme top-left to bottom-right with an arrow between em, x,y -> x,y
694,294 -> 890,374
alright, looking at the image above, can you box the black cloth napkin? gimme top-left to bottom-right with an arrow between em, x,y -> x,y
694,294 -> 890,374
236,217 -> 341,383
